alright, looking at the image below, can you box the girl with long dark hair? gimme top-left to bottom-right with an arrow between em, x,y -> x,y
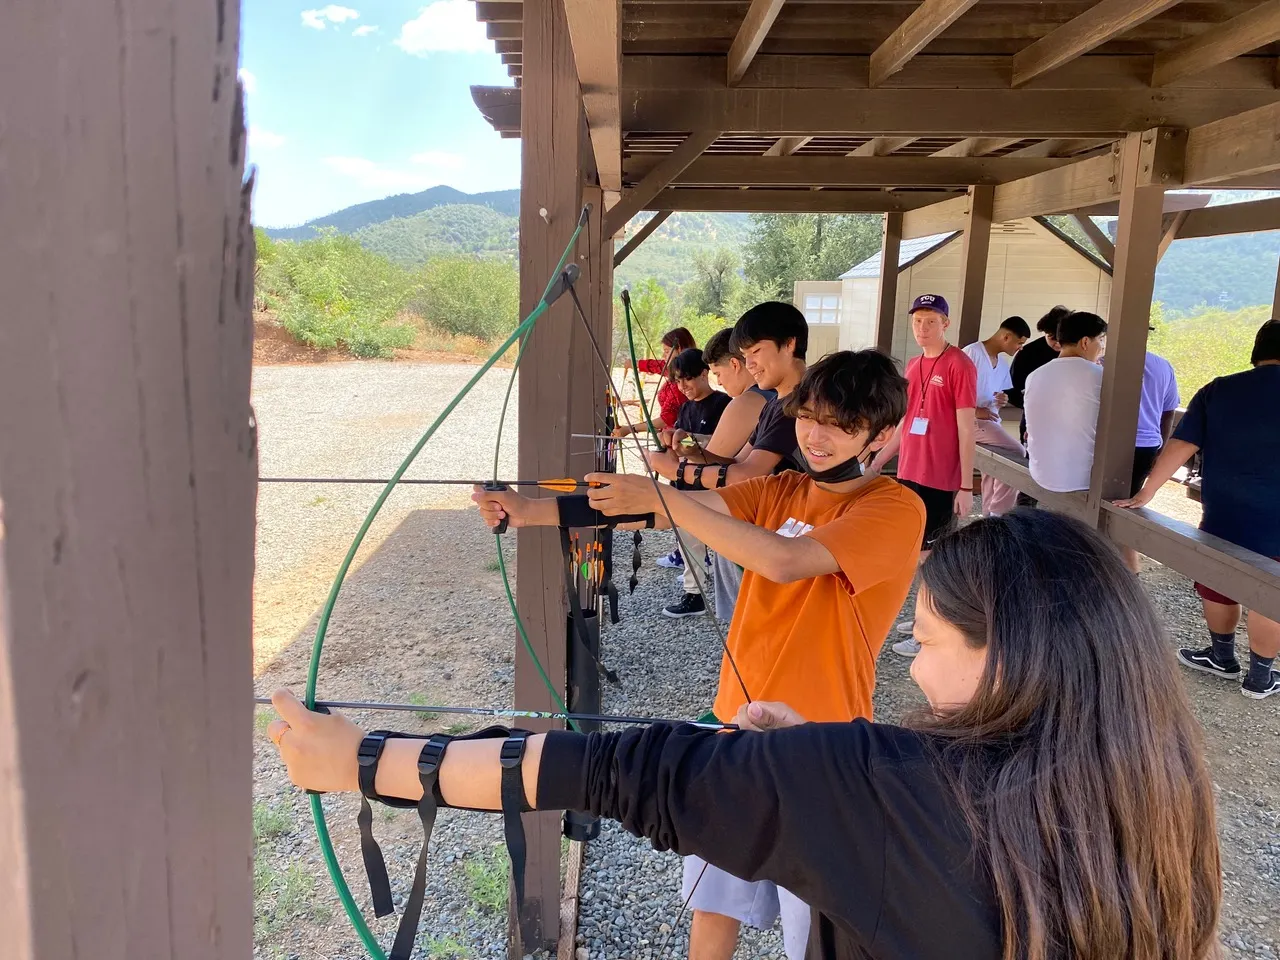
269,510 -> 1221,960
615,325 -> 697,441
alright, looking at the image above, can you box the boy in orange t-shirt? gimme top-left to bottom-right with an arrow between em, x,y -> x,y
474,349 -> 925,960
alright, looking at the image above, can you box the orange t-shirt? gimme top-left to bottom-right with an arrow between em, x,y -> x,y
712,472 -> 925,724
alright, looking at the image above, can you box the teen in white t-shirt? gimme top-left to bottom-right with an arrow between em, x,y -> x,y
1023,311 -> 1108,493
962,317 -> 1030,516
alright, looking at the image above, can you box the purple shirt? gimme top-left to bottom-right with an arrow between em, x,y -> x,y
1136,352 -> 1180,448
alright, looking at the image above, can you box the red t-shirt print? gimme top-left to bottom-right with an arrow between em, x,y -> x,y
897,345 -> 978,491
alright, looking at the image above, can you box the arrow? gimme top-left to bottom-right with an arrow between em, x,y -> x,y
252,696 -> 736,730
259,477 -> 604,493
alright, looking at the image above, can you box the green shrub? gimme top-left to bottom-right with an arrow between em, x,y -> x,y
413,256 -> 519,341
1148,302 -> 1270,397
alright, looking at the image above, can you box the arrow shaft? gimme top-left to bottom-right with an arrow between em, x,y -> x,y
252,696 -> 735,730
259,477 -> 593,489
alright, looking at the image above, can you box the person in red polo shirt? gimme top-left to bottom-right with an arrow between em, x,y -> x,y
868,293 -> 977,656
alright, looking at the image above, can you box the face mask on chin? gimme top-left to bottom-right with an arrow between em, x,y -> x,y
799,450 -> 866,483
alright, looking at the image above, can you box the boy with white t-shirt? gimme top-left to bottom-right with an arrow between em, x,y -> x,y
962,316 -> 1031,515
1023,311 -> 1109,493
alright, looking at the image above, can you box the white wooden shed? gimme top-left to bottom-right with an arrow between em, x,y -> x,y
794,218 -> 1112,361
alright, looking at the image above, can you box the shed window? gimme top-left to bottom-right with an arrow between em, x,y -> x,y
803,293 -> 840,325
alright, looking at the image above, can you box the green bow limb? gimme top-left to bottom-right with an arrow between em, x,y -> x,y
619,288 -> 663,448
303,211 -> 588,959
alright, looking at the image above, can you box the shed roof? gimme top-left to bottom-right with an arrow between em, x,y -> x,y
840,233 -> 958,279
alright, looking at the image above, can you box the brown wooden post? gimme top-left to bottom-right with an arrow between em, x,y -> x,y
1086,130 -> 1173,522
875,212 -> 903,353
0,3 -> 256,958
956,185 -> 994,347
515,0 -> 583,950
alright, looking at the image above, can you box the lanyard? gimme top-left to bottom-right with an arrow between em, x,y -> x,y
916,344 -> 951,415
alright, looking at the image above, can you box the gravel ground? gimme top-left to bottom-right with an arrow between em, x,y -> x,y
252,359 -> 1278,960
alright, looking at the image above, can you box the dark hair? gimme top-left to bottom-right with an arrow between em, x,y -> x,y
1250,318 -> 1280,365
729,301 -> 809,360
702,328 -> 741,367
661,327 -> 696,352
1056,311 -> 1107,345
1036,305 -> 1072,336
671,347 -> 709,380
999,316 -> 1031,339
781,350 -> 907,438
916,511 -> 1221,960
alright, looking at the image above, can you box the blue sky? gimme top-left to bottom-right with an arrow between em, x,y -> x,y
241,1 -> 521,227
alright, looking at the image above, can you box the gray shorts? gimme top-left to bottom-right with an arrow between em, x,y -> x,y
712,551 -> 744,623
681,856 -> 811,960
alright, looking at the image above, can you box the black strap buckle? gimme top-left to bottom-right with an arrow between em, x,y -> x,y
500,730 -> 529,769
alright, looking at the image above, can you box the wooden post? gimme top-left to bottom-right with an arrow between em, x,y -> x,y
0,3 -> 256,958
515,0 -> 583,951
875,212 -> 903,353
956,185 -> 994,347
1086,131 -> 1168,522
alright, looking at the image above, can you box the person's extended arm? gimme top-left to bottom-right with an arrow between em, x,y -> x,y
867,419 -> 904,476
955,409 -> 975,515
704,391 -> 766,459
585,474 -> 839,582
1114,438 -> 1199,509
266,691 -> 884,933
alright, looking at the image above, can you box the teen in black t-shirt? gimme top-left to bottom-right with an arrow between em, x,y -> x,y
270,510 -> 1221,960
670,348 -> 732,439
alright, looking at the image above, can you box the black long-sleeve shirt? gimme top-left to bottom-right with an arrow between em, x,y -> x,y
537,721 -> 1002,959
1007,336 -> 1059,441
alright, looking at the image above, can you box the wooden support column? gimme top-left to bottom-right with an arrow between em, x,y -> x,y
0,2 -> 256,958
956,185 -> 994,347
515,0 -> 583,950
1086,131 -> 1168,522
875,212 -> 903,353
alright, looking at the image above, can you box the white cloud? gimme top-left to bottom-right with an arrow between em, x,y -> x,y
395,1 -> 488,55
353,24 -> 379,37
301,5 -> 360,30
410,150 -> 465,169
323,156 -> 445,193
238,68 -> 257,95
250,128 -> 287,150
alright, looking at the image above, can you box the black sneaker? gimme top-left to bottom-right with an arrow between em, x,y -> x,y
1242,669 -> 1280,700
1176,645 -> 1242,680
662,593 -> 705,619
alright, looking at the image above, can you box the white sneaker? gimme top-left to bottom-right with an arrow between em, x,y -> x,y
892,636 -> 921,658
656,550 -> 683,569
894,619 -> 915,635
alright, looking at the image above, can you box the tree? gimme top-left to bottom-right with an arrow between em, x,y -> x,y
684,247 -> 742,317
413,256 -> 519,341
743,214 -> 881,298
616,277 -> 672,362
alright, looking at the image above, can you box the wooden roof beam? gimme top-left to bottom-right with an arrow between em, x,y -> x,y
1185,100 -> 1280,184
475,2 -> 522,23
1011,0 -> 1181,87
868,0 -> 981,88
1004,138 -> 1115,159
764,136 -> 812,157
1175,196 -> 1280,239
614,211 -> 672,267
1071,214 -> 1115,265
727,0 -> 788,86
648,188 -> 961,214
564,0 -> 623,195
901,194 -> 970,239
1153,1 -> 1280,87
627,155 -> 1079,187
850,138 -> 917,157
605,130 -> 719,236
930,138 -> 1024,158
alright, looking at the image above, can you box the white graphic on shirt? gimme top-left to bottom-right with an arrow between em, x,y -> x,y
930,374 -> 945,386
776,518 -> 814,538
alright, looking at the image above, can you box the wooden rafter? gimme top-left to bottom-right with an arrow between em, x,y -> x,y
613,211 -> 672,267
902,194 -> 970,239
626,155 -> 1078,187
1011,0 -> 1181,87
1157,210 -> 1190,261
624,87 -> 1280,136
1153,1 -> 1280,87
1184,100 -> 1280,184
764,136 -> 811,157
1175,196 -> 1280,239
868,0 -> 981,87
475,2 -> 522,22
1005,138 -> 1114,159
1071,213 -> 1115,264
727,0 -> 788,85
930,138 -> 1023,158
850,138 -> 917,157
605,130 -> 719,236
647,188 -> 961,213
563,0 -> 622,194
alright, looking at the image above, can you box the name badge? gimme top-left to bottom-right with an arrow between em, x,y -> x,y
909,417 -> 929,436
